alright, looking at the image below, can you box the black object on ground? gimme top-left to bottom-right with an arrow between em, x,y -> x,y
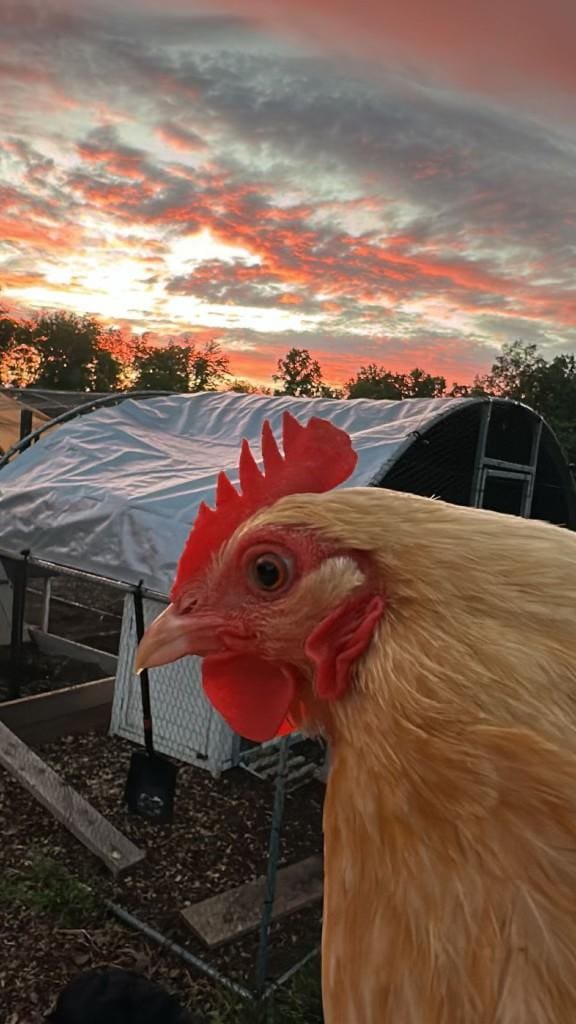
45,966 -> 201,1023
124,584 -> 178,824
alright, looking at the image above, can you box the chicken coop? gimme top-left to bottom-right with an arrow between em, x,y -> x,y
0,390 -> 574,774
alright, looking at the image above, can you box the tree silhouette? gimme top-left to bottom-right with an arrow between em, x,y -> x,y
30,311 -> 122,391
187,340 -> 230,392
273,348 -> 326,397
475,341 -> 576,462
0,310 -> 33,352
2,306 -> 575,470
346,364 -> 446,400
132,340 -> 230,393
227,378 -> 272,394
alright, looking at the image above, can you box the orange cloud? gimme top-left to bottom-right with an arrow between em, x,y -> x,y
76,130 -> 152,179
0,213 -> 84,253
156,122 -> 207,153
0,270 -> 49,290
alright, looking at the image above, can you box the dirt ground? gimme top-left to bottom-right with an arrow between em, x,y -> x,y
0,577 -> 325,1021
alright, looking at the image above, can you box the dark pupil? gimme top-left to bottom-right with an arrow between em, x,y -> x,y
256,558 -> 281,588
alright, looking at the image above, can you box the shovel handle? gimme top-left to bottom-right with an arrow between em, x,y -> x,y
133,584 -> 155,758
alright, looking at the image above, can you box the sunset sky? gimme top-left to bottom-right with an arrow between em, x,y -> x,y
1,0 -> 575,386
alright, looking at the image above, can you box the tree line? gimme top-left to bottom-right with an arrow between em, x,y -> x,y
274,344 -> 576,462
1,308 -> 575,461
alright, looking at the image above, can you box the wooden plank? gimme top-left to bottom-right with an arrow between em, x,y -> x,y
0,678 -> 115,732
3,703 -> 112,746
180,855 -> 323,947
0,719 -> 144,876
0,678 -> 114,744
29,628 -> 118,675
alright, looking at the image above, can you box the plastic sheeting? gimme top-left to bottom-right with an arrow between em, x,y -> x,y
0,392 -> 467,595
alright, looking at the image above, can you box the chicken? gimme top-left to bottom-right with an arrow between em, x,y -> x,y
136,412 -> 576,1024
46,966 -> 199,1023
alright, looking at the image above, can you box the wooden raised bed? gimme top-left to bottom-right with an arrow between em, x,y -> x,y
0,677 -> 145,875
0,676 -> 115,745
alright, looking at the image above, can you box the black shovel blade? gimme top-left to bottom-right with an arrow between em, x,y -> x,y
124,750 -> 178,824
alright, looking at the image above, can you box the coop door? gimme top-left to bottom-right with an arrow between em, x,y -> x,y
479,470 -> 532,517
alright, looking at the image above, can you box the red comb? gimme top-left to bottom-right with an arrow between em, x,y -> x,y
172,411 -> 357,596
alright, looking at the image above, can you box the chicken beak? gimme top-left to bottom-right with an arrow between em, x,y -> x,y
134,603 -> 227,673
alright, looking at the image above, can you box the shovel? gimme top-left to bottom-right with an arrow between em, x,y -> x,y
124,583 -> 178,824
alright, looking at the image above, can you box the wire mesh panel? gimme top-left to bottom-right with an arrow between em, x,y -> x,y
110,595 -> 238,774
380,401 -> 483,506
532,428 -> 576,528
485,402 -> 535,465
378,399 -> 576,530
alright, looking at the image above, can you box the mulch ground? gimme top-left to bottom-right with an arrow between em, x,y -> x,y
0,732 -> 324,1020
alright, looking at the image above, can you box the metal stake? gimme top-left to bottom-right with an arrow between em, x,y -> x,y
9,550 -> 29,699
106,902 -> 253,1001
255,735 -> 290,995
41,576 -> 52,633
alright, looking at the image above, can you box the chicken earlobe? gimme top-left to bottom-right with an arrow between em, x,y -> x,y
306,593 -> 386,701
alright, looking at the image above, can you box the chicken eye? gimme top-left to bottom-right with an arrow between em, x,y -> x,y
250,553 -> 291,592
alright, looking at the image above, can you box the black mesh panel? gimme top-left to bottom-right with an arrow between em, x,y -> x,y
485,402 -> 534,465
379,402 -> 482,507
531,430 -> 573,527
482,475 -> 527,516
377,399 -> 576,530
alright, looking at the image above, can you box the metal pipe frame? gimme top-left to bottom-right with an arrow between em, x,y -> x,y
0,548 -> 169,604
469,401 -> 492,508
106,901 -> 254,1002
255,735 -> 290,995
